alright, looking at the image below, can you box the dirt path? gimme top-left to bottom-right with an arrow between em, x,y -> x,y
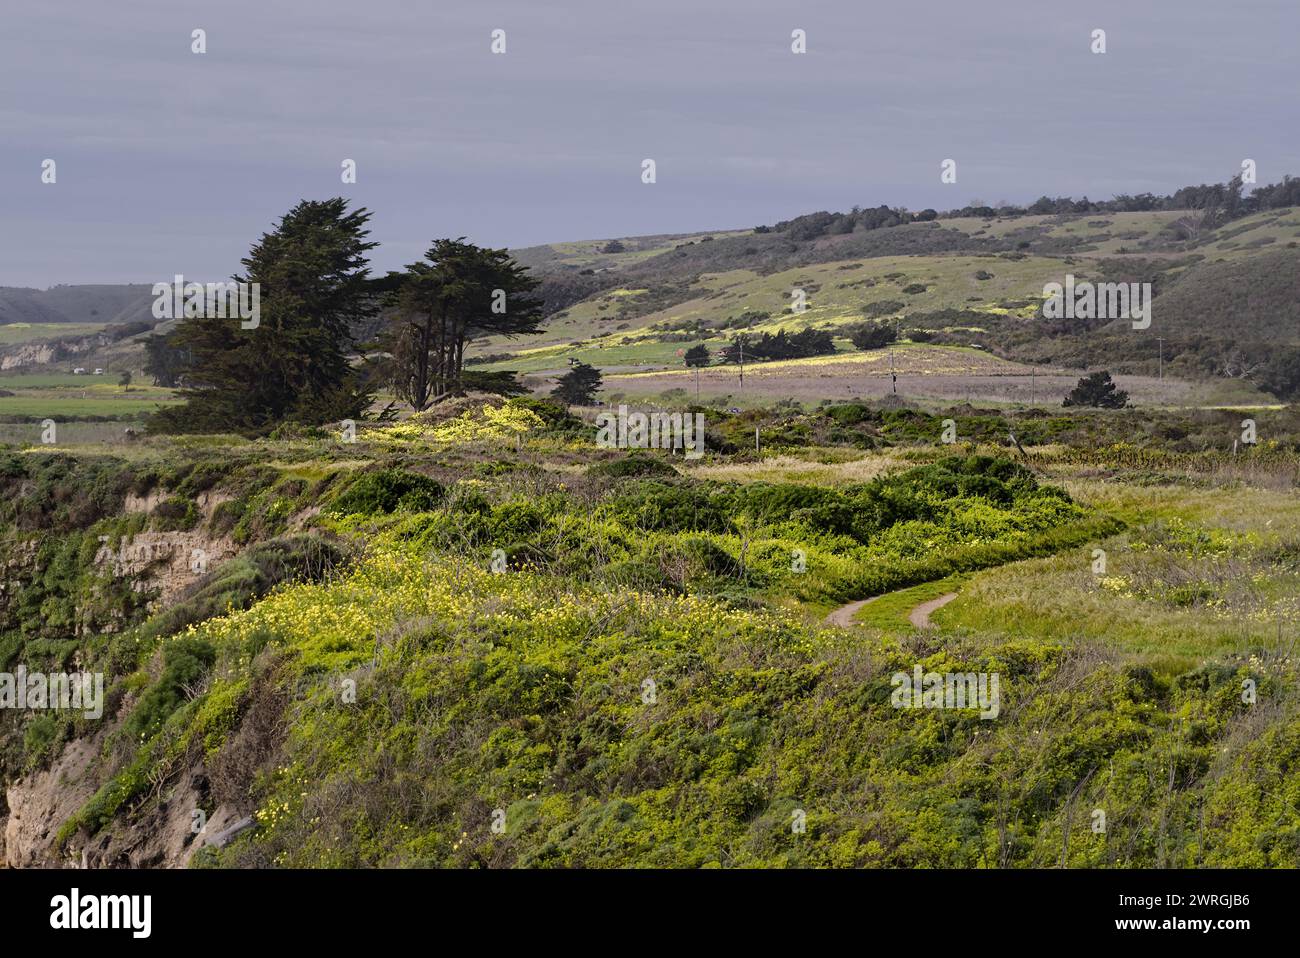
822,595 -> 879,628
824,589 -> 958,630
908,592 -> 958,630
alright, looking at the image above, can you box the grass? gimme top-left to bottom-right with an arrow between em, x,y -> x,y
0,395 -> 179,418
0,322 -> 105,344
0,373 -> 168,390
689,451 -> 909,485
473,253 -> 1064,368
599,343 -> 1231,407
934,477 -> 1300,673
852,575 -> 967,630
0,422 -> 148,445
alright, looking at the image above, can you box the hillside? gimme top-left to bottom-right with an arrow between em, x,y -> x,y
480,205 -> 1300,403
0,285 -> 158,327
3,194 -> 1300,875
1155,247 -> 1300,344
5,401 -> 1300,868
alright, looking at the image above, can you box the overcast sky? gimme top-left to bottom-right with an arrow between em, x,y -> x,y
2,0 -> 1296,287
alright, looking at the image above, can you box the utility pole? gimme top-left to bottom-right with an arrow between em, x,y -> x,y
1157,338 -> 1164,380
1031,366 -> 1036,405
889,349 -> 897,394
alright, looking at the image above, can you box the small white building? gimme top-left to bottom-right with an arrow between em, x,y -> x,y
72,367 -> 87,375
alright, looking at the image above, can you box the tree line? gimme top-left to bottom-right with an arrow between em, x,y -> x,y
148,198 -> 544,436
758,173 -> 1300,242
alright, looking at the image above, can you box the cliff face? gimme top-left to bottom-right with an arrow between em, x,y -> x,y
97,490 -> 238,609
0,342 -> 66,370
3,736 -> 245,868
0,449 -> 343,868
0,318 -> 155,371
0,331 -> 113,370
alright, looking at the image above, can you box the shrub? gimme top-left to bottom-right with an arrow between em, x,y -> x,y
508,397 -> 585,432
1063,371 -> 1129,409
127,636 -> 217,740
862,300 -> 904,318
851,323 -> 898,351
587,454 -> 679,479
824,403 -> 876,426
601,482 -> 733,533
153,496 -> 199,531
329,469 -> 445,515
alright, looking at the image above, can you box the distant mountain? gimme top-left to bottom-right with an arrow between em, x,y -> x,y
0,284 -> 158,326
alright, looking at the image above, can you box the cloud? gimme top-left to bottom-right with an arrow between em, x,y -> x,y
1,0 -> 1296,285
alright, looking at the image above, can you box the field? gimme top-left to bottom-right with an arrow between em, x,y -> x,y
600,344 -> 1264,408
0,370 -> 180,430
0,322 -> 104,345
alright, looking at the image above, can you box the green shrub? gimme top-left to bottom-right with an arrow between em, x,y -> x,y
329,469 -> 445,515
23,714 -> 61,763
600,481 -> 733,534
587,453 -> 679,479
824,403 -> 875,426
153,496 -> 199,531
127,636 -> 217,740
507,397 -> 584,432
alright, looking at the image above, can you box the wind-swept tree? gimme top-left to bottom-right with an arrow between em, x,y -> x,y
1063,370 -> 1129,408
551,361 -> 602,407
385,239 -> 543,411
151,198 -> 378,434
142,333 -> 189,387
684,344 -> 711,367
851,322 -> 897,351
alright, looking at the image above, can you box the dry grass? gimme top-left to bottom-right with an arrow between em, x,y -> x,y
604,345 -> 1209,406
688,451 -> 906,485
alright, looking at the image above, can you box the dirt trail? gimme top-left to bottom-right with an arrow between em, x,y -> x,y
824,590 -> 958,630
908,592 -> 958,630
823,595 -> 880,628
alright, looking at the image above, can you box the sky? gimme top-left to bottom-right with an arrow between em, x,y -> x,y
2,0 -> 1296,287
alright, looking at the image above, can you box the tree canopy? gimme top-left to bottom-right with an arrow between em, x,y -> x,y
151,198 -> 378,435
384,239 -> 542,411
551,361 -> 602,406
1064,370 -> 1129,408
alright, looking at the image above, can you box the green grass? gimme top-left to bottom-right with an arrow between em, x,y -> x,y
0,373 -> 167,390
0,395 -> 178,418
851,575 -> 968,630
935,479 -> 1300,673
473,253 -> 1063,367
0,322 -> 105,344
